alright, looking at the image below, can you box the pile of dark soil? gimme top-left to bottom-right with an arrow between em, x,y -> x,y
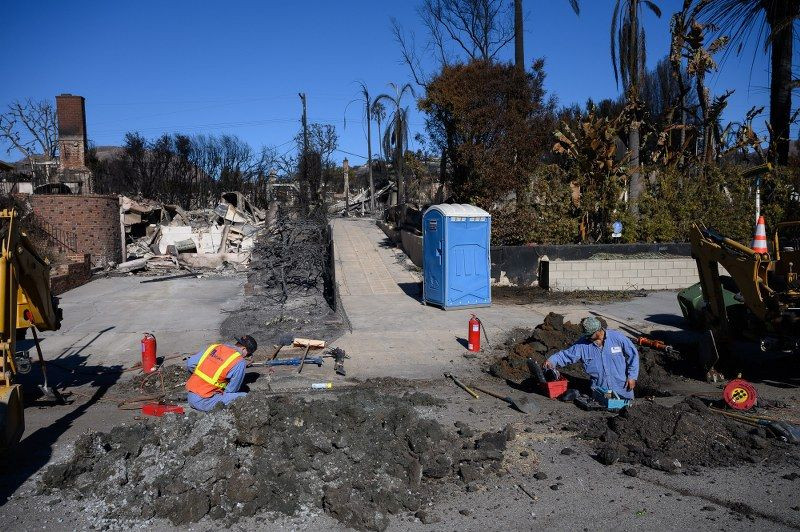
582,397 -> 800,472
118,364 -> 187,402
489,312 -> 682,397
220,213 -> 346,358
40,389 -> 506,530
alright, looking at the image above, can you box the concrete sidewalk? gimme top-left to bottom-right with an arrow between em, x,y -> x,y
330,218 -> 686,380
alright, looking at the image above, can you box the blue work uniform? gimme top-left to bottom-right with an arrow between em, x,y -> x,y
185,345 -> 247,411
546,329 -> 640,399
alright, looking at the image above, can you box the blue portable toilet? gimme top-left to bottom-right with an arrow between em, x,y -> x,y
422,204 -> 491,309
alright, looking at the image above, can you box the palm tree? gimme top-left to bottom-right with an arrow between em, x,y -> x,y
356,82 -> 376,212
376,83 -> 415,206
697,0 -> 800,165
371,100 -> 387,162
610,0 -> 661,215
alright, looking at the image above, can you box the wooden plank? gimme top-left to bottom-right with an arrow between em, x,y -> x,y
292,338 -> 325,348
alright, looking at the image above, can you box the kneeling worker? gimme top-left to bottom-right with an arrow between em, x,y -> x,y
185,335 -> 257,411
543,317 -> 639,401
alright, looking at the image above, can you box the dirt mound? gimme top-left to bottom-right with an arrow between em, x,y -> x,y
490,312 -> 681,397
583,398 -> 799,472
40,389 -> 504,530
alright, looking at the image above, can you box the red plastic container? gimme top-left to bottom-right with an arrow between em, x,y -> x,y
540,378 -> 568,399
141,403 -> 185,417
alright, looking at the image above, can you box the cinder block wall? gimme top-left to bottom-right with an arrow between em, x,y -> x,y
31,194 -> 122,266
545,258 -> 709,291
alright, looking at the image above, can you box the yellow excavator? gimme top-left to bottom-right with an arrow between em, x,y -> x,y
679,219 -> 800,377
1,208 -> 63,452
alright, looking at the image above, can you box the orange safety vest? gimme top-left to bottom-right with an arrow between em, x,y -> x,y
185,344 -> 244,398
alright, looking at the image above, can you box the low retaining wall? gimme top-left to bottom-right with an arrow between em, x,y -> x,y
491,243 -> 691,286
378,221 -> 422,268
400,230 -> 422,268
50,254 -> 92,295
541,258 -> 702,291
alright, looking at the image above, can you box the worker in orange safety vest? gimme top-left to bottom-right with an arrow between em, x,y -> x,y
185,335 -> 257,411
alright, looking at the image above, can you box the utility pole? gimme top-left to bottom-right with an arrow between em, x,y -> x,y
343,158 -> 350,216
299,92 -> 309,210
366,96 -> 374,213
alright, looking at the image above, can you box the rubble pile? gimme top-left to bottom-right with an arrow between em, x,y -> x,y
118,191 -> 266,273
490,312 -> 681,397
221,211 -> 345,349
40,389 -> 505,530
582,398 -> 800,472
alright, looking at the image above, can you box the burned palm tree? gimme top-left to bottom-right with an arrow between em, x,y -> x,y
376,83 -> 415,206
696,0 -> 800,165
610,0 -> 662,215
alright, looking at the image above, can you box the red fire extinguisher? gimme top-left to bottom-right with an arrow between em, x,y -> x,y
141,333 -> 157,373
468,315 -> 481,352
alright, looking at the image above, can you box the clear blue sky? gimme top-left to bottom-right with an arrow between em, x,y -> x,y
1,0 -> 781,165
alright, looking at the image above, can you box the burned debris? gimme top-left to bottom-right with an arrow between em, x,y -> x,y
119,191 -> 266,274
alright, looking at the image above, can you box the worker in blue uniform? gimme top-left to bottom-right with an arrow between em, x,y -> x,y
544,317 -> 639,400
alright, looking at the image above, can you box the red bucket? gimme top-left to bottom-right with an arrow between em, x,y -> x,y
540,378 -> 568,399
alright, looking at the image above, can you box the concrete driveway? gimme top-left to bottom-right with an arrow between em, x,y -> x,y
3,274 -> 244,506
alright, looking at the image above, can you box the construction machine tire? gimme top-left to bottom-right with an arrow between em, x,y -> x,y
0,384 -> 24,453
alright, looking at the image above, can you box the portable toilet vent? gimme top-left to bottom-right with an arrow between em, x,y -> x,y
422,204 -> 491,309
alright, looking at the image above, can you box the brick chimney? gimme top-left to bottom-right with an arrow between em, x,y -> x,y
56,94 -> 88,171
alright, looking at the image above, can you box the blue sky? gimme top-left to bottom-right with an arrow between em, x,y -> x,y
0,0 -> 782,165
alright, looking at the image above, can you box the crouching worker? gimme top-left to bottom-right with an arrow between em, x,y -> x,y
185,335 -> 257,411
543,317 -> 639,402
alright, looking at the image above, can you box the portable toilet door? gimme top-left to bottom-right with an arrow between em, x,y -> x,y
423,204 -> 491,309
422,207 -> 445,305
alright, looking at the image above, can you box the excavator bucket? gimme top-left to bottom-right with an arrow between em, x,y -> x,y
0,383 -> 24,453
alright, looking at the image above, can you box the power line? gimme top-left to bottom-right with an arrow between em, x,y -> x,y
335,148 -> 366,160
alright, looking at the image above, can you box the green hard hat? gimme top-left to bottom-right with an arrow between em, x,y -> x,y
581,317 -> 602,336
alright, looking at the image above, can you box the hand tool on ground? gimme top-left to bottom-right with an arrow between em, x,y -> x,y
636,336 -> 679,354
250,356 -> 323,368
298,344 -> 311,374
709,406 -> 800,444
325,347 -> 348,376
293,338 -> 325,374
444,372 -> 479,398
469,384 -> 538,414
29,327 -> 64,404
271,333 -> 296,360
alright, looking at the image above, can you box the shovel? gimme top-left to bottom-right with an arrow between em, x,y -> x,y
30,327 -> 65,404
470,384 -> 538,414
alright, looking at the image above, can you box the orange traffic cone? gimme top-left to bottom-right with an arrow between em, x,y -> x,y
751,215 -> 768,253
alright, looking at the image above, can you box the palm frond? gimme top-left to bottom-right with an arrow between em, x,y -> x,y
696,0 -> 771,56
610,0 -> 622,86
642,0 -> 661,18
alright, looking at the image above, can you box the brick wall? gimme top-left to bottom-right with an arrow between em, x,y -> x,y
51,254 -> 92,295
31,194 -> 122,266
543,258 -> 724,291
